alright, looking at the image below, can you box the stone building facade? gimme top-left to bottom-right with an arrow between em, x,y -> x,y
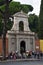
7,11 -> 35,53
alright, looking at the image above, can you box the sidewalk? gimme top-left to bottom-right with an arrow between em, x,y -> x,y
0,58 -> 43,62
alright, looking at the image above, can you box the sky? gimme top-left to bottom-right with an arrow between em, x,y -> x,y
13,0 -> 41,16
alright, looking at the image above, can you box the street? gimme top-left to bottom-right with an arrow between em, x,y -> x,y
0,60 -> 43,65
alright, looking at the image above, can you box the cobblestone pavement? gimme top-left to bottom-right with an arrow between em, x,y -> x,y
0,60 -> 43,65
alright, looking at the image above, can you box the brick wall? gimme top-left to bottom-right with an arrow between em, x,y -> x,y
0,37 -> 8,56
35,40 -> 40,51
0,38 -> 2,55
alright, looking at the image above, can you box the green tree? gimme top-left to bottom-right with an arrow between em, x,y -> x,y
0,19 -> 3,36
39,0 -> 43,39
0,0 -> 5,6
0,0 -> 12,60
20,4 -> 33,13
28,14 -> 39,33
0,1 -> 33,15
0,1 -> 33,36
0,0 -> 12,6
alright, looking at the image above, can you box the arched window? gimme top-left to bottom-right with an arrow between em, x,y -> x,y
19,21 -> 24,31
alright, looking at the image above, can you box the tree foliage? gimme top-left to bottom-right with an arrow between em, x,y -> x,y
0,1 -> 33,15
9,2 -> 21,15
20,4 -> 33,13
39,0 -> 43,39
0,18 -> 3,36
9,2 -> 33,14
28,14 -> 39,33
0,0 -> 5,6
0,0 -> 12,6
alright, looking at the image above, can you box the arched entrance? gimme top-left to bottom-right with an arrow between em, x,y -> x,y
20,41 -> 26,53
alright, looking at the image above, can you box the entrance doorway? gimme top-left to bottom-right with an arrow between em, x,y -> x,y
20,41 -> 26,53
